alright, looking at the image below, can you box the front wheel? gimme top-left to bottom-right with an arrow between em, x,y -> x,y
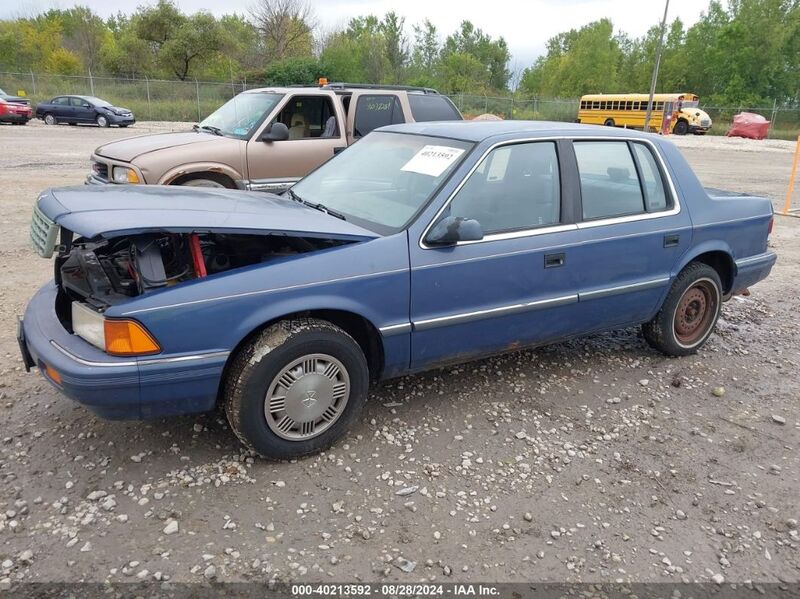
673,120 -> 689,135
96,115 -> 109,128
642,262 -> 722,356
223,319 -> 369,459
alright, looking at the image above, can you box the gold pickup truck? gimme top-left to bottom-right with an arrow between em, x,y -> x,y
86,83 -> 462,193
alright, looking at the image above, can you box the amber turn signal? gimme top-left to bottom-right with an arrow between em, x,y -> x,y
104,319 -> 161,356
44,364 -> 62,385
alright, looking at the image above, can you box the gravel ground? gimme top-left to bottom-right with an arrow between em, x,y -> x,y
0,120 -> 798,587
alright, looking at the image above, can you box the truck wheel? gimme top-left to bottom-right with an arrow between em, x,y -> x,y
604,118 -> 615,127
96,115 -> 109,128
180,178 -> 226,188
223,318 -> 369,460
642,262 -> 722,357
43,114 -> 56,125
673,120 -> 689,135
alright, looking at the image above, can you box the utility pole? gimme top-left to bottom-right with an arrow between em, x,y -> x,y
644,0 -> 670,132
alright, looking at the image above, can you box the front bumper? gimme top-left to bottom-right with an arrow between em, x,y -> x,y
20,283 -> 228,420
108,114 -> 135,126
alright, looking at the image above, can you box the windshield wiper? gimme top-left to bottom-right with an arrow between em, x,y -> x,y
285,189 -> 346,221
193,124 -> 223,136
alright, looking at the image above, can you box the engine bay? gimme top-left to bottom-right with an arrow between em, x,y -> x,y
55,231 -> 350,310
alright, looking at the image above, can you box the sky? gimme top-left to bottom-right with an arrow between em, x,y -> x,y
4,0 -> 713,71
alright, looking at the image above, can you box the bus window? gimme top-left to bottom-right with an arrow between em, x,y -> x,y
626,101 -> 633,110
592,101 -> 599,110
611,101 -> 618,110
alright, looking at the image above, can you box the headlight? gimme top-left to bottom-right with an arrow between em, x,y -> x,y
112,166 -> 140,184
72,302 -> 161,356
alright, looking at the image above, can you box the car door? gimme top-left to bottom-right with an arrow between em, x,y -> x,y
346,92 -> 406,145
69,97 -> 92,123
567,138 -> 692,330
408,139 -> 584,370
245,93 -> 346,193
52,97 -> 71,122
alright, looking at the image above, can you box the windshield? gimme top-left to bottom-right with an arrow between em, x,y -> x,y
199,92 -> 284,139
84,96 -> 111,107
681,100 -> 700,108
291,132 -> 473,234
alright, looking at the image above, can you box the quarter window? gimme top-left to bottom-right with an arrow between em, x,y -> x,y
447,142 -> 561,234
574,141 -> 645,219
632,143 -> 669,211
408,94 -> 460,122
354,94 -> 404,137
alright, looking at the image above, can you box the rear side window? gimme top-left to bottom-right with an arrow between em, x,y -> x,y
574,141 -> 644,219
632,143 -> 668,211
408,94 -> 460,122
52,97 -> 68,106
354,95 -> 404,137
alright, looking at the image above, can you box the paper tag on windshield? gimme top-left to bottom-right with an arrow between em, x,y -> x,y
401,145 -> 465,177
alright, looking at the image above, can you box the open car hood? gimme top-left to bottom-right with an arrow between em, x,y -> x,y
37,186 -> 379,241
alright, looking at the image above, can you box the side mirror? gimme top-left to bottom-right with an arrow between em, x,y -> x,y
261,122 -> 289,142
425,216 -> 483,246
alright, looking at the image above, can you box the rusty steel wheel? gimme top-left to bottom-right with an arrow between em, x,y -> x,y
674,279 -> 718,347
642,262 -> 723,357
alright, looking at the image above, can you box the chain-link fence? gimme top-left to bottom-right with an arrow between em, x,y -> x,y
3,71 -> 799,140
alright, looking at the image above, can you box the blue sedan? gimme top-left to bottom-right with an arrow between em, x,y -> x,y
35,95 -> 135,128
20,121 -> 776,459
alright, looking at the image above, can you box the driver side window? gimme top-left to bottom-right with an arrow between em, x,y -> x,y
271,96 -> 340,140
448,142 -> 561,235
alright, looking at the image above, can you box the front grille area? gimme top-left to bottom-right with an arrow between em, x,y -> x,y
31,204 -> 59,258
700,118 -> 711,127
92,160 -> 109,181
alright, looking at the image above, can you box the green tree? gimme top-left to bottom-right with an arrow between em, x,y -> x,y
159,13 -> 224,80
442,21 -> 510,90
380,12 -> 408,84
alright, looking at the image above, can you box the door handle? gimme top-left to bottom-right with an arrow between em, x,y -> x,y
664,234 -> 680,248
544,253 -> 565,268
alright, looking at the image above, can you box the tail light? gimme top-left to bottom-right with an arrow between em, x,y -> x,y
768,216 -> 774,236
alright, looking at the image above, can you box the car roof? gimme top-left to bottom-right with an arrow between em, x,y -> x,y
378,120 -> 659,143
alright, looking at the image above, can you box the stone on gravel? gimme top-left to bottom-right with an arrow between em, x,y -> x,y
163,520 -> 179,535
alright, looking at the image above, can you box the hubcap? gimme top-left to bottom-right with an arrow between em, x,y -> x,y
45,115 -> 54,125
98,117 -> 107,126
264,353 -> 350,441
674,280 -> 717,346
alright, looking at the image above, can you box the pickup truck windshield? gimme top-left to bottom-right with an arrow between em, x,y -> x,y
291,132 -> 473,234
199,92 -> 284,139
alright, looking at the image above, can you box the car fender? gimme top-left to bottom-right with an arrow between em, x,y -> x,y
158,162 -> 243,186
231,293 -> 388,351
673,240 -> 735,278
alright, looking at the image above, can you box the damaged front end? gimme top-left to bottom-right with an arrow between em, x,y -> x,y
30,186 -> 379,354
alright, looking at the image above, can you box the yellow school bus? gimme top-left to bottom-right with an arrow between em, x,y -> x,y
577,93 -> 712,135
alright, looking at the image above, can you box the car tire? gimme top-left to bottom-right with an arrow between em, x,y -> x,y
179,178 -> 227,188
642,262 -> 722,357
96,115 -> 109,128
223,318 -> 370,459
604,118 -> 615,127
43,113 -> 56,126
673,119 -> 689,135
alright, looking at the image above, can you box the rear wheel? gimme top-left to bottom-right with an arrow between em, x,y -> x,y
43,113 -> 56,126
604,118 -> 615,127
673,119 -> 689,135
223,318 -> 369,459
642,262 -> 722,356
